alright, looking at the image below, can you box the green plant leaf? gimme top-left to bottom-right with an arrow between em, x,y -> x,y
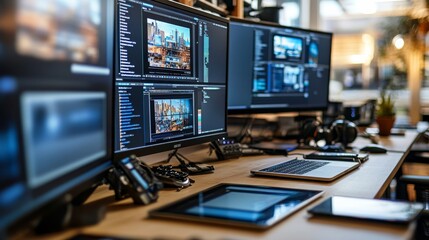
377,93 -> 396,117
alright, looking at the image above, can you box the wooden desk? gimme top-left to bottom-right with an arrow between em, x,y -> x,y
351,130 -> 420,153
36,131 -> 419,240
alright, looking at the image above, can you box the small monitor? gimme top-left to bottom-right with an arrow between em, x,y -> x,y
113,0 -> 229,159
228,18 -> 333,113
0,0 -> 114,234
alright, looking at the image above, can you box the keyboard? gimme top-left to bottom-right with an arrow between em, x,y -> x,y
260,159 -> 330,175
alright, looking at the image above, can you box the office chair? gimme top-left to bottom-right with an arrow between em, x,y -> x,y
399,175 -> 429,240
397,129 -> 429,239
406,130 -> 429,164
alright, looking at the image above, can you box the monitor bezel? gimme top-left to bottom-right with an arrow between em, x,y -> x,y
113,0 -> 229,161
227,17 -> 332,114
4,162 -> 110,235
1,0 -> 115,233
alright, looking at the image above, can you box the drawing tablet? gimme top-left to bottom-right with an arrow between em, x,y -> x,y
308,196 -> 424,224
149,183 -> 323,229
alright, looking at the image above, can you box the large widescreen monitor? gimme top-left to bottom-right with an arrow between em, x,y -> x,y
228,18 -> 332,113
0,0 -> 113,235
113,0 -> 229,159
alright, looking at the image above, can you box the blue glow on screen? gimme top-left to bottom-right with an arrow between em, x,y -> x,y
0,77 -> 17,93
21,92 -> 107,188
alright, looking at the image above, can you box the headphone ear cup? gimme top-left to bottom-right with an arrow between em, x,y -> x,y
323,127 -> 334,145
344,121 -> 358,143
330,119 -> 358,145
301,119 -> 322,145
330,121 -> 341,143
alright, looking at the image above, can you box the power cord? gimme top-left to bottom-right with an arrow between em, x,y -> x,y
164,149 -> 214,175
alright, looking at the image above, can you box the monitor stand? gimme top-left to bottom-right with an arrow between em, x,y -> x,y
34,185 -> 106,234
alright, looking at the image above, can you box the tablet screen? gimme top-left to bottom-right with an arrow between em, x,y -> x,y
150,184 -> 323,228
308,196 -> 424,223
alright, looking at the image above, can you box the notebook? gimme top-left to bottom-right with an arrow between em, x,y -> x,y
249,142 -> 298,155
251,158 -> 360,181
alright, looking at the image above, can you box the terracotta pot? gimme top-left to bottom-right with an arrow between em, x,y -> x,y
376,116 -> 396,136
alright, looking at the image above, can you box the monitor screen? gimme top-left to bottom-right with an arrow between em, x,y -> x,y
114,0 -> 229,159
228,18 -> 332,113
0,0 -> 113,233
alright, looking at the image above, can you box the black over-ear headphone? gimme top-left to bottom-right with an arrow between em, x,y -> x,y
330,119 -> 358,146
300,118 -> 358,147
300,118 -> 323,145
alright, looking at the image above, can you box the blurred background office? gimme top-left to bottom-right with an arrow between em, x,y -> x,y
204,0 -> 429,126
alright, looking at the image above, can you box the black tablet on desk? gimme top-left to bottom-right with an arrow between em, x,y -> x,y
149,183 -> 323,229
308,196 -> 424,224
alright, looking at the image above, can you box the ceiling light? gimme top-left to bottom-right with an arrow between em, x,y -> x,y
392,34 -> 404,49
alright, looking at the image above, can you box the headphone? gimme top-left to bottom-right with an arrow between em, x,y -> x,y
300,118 -> 324,145
330,119 -> 358,146
300,118 -> 358,148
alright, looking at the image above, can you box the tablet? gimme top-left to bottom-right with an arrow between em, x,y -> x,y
149,183 -> 323,229
308,196 -> 424,224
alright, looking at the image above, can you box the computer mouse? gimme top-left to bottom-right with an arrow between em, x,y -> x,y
360,144 -> 387,153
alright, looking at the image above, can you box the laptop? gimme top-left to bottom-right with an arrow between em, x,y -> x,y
251,157 -> 360,182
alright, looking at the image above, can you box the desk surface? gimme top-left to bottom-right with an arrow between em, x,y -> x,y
36,131 -> 419,240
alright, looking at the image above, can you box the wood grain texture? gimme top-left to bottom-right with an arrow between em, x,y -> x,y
30,131 -> 419,240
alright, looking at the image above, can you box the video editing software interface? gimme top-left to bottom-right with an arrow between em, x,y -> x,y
228,19 -> 332,112
114,0 -> 228,156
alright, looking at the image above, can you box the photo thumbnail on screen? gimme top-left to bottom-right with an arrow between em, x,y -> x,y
21,92 -> 106,188
151,95 -> 194,142
16,0 -> 102,63
147,18 -> 191,71
273,35 -> 303,61
273,65 -> 304,93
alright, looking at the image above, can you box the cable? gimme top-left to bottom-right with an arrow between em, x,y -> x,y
237,116 -> 255,144
164,149 -> 214,174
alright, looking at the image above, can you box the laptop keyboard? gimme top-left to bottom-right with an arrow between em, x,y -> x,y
260,159 -> 330,175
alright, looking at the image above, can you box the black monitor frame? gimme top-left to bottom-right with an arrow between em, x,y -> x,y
227,17 -> 332,114
113,0 -> 229,160
0,0 -> 114,233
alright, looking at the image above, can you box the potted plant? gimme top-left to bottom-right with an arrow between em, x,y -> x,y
376,92 -> 396,136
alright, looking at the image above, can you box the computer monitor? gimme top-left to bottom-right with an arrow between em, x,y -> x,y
228,18 -> 332,113
113,0 -> 229,159
0,0 -> 113,234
